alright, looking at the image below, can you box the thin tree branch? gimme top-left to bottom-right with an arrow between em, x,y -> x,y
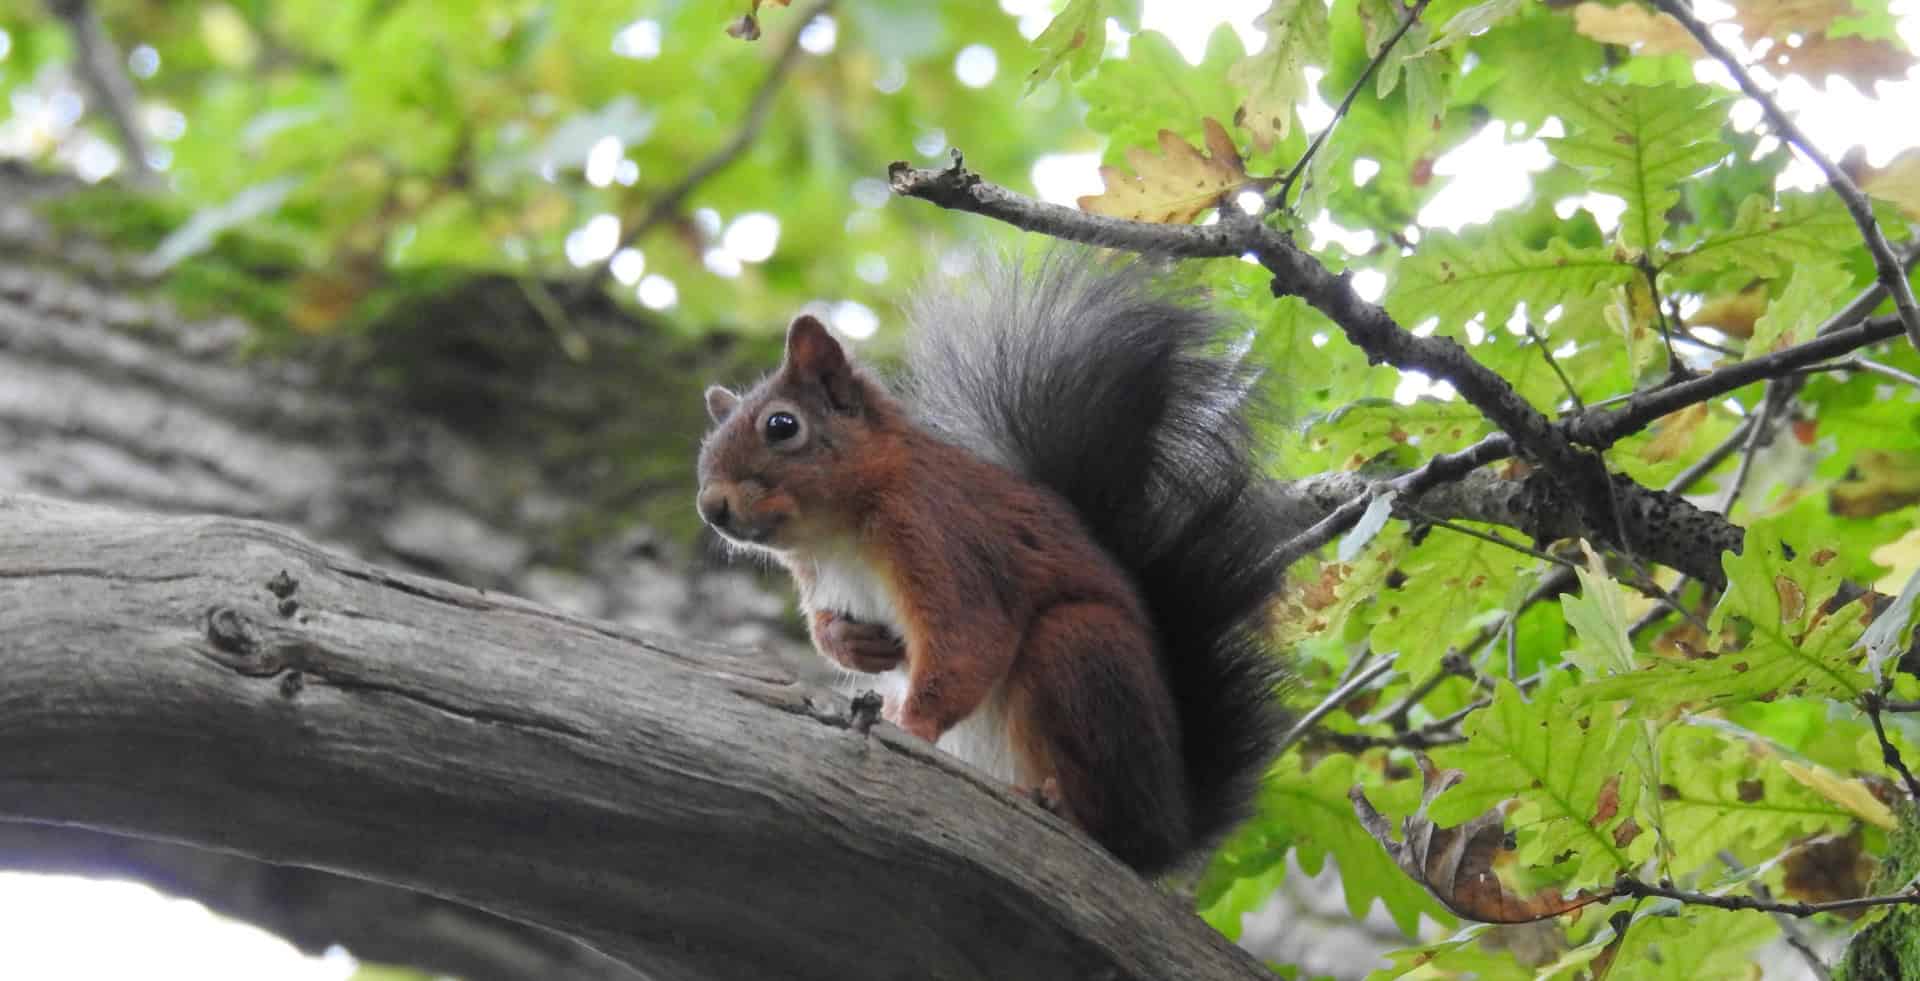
576,0 -> 832,300
1612,876 -> 1920,918
47,0 -> 158,188
1649,0 -> 1920,353
1865,683 -> 1920,802
1273,657 -> 1397,757
1273,0 -> 1432,211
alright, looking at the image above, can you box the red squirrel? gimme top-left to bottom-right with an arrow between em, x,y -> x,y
695,252 -> 1291,873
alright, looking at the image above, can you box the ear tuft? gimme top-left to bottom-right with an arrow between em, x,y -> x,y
783,314 -> 862,412
784,315 -> 845,376
705,385 -> 740,423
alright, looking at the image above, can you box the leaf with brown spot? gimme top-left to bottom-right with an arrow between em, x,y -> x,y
1831,450 -> 1920,518
1774,576 -> 1806,622
1078,119 -> 1250,224
1783,829 -> 1875,909
1352,757 -> 1603,923
1590,774 -> 1622,827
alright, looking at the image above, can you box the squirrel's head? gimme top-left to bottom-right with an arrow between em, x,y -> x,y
696,314 -> 893,553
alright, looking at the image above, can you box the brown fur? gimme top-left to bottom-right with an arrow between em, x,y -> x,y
697,316 -> 1191,870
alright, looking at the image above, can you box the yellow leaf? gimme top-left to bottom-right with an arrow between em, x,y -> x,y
1078,118 -> 1251,224
1571,2 -> 1701,56
1855,147 -> 1920,222
1641,403 -> 1711,463
1690,284 -> 1768,339
1870,529 -> 1920,595
1779,760 -> 1897,829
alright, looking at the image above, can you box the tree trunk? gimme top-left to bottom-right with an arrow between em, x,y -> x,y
0,492 -> 1270,981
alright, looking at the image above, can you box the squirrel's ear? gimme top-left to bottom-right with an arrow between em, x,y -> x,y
783,314 -> 861,412
705,385 -> 740,423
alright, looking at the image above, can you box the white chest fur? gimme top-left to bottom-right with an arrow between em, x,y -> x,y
797,551 -> 1022,785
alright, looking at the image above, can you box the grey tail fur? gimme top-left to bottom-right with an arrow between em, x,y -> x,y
901,248 -> 1292,866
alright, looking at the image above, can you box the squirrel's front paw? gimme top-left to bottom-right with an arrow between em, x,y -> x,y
810,610 -> 906,673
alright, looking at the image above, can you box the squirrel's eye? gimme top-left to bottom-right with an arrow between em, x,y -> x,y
764,411 -> 801,443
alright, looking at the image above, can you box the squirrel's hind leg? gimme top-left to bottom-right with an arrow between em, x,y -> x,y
1006,603 -> 1191,872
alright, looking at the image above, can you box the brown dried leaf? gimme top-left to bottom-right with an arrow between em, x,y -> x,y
1733,0 -> 1867,41
1351,757 -> 1604,923
1078,118 -> 1251,224
1761,33 -> 1915,90
1690,283 -> 1768,339
1572,2 -> 1701,56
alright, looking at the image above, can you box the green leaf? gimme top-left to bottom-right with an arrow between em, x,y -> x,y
1657,724 -> 1859,876
1384,222 -> 1635,334
1547,82 -> 1731,254
1229,0 -> 1331,152
1200,753 -> 1452,937
1027,0 -> 1106,90
1575,517 -> 1871,711
1746,260 -> 1855,357
1432,672 -> 1643,887
1424,0 -> 1527,53
1560,549 -> 1635,675
1665,191 -> 1863,280
1081,27 -> 1248,166
1607,908 -> 1779,981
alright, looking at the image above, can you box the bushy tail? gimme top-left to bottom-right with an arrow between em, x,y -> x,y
902,248 -> 1293,856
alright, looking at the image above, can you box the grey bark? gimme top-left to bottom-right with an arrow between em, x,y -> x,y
0,492 -> 1272,981
0,823 -> 644,981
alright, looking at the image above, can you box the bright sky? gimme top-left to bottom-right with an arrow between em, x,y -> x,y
2,1 -> 1918,977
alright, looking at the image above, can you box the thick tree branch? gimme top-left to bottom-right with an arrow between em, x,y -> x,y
891,158 -> 1732,583
0,823 -> 643,981
0,493 -> 1268,981
1648,0 -> 1920,353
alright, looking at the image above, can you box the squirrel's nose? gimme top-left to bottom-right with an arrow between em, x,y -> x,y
697,489 -> 732,530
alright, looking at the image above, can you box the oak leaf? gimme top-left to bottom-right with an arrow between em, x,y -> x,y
1571,2 -> 1700,56
1078,118 -> 1251,224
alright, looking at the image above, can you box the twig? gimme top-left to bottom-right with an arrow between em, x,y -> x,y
576,0 -> 832,300
1273,657 -> 1397,757
1612,875 -> 1920,918
1864,683 -> 1920,801
1637,256 -> 1689,378
1650,0 -> 1920,354
1713,851 -> 1835,980
1273,0 -> 1432,211
1271,435 -> 1509,565
1371,651 -> 1472,730
1719,385 -> 1778,514
1795,357 -> 1920,389
47,0 -> 158,188
1561,315 -> 1905,450
1410,511 -> 1582,572
1667,413 -> 1755,499
1526,321 -> 1585,411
